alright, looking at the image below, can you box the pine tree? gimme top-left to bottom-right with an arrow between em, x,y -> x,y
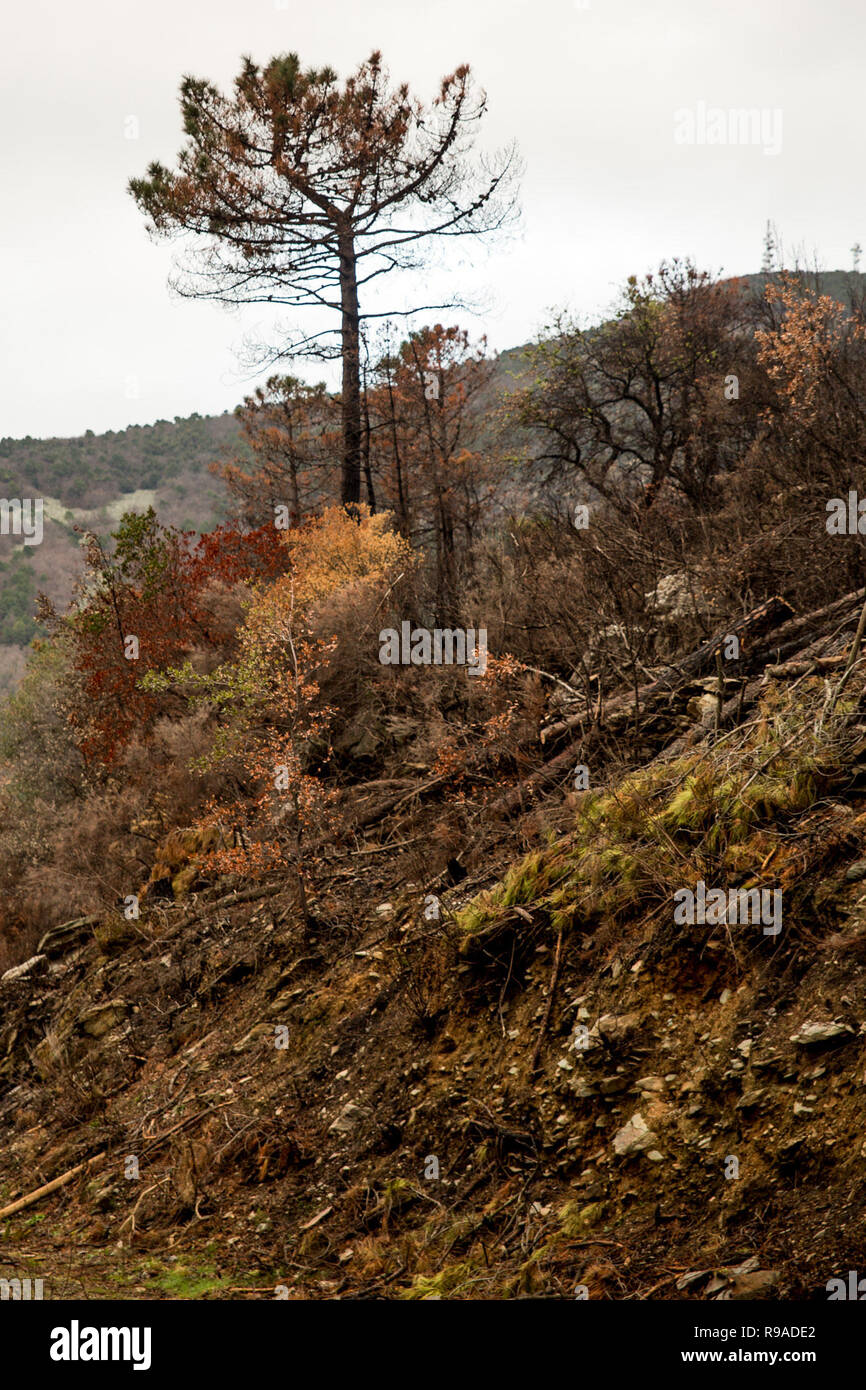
130,51 -> 519,508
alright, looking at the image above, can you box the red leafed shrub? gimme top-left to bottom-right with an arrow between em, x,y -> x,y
42,508 -> 289,767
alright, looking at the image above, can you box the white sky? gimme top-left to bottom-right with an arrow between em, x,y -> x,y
1,0 -> 863,439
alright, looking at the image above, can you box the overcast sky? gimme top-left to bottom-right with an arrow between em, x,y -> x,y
2,0 -> 863,440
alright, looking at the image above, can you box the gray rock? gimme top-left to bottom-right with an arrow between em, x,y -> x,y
676,1269 -> 713,1291
599,1074 -> 630,1096
328,1102 -> 370,1135
597,1012 -> 642,1047
790,1021 -> 854,1048
735,1088 -> 766,1111
723,1268 -> 780,1300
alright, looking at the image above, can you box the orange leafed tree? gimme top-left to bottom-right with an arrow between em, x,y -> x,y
166,507 -> 415,918
369,324 -> 497,611
212,375 -> 340,528
755,274 -> 866,470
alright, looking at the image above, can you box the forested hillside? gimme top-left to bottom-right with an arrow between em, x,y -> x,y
0,413 -> 241,511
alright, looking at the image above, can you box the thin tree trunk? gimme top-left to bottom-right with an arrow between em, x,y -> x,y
361,365 -> 376,512
286,412 -> 301,523
384,363 -> 410,535
412,340 -> 456,617
338,230 -> 362,508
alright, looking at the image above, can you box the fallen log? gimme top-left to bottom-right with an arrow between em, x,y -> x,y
486,741 -> 588,820
542,596 -> 795,745
646,595 -> 794,692
0,1151 -> 107,1220
488,593 -> 866,826
764,656 -> 846,679
755,586 -> 865,652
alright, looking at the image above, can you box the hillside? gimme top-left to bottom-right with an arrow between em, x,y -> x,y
0,413 -> 242,512
5,258 -> 866,1309
3,584 -> 866,1299
0,414 -> 242,696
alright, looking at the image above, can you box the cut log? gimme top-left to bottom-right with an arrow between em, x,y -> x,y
646,596 -> 794,692
758,586 -> 865,651
0,1151 -> 107,1220
764,656 -> 846,679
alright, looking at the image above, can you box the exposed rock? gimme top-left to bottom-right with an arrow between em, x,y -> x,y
333,717 -> 383,759
613,1112 -> 658,1157
600,1074 -> 630,1095
647,572 -> 718,627
597,1013 -> 642,1048
790,1021 -> 855,1048
77,1000 -> 128,1038
328,1102 -> 370,1135
722,1268 -> 781,1300
735,1087 -> 766,1111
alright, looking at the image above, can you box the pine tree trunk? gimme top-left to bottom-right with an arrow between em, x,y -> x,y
286,412 -> 301,523
338,232 -> 362,508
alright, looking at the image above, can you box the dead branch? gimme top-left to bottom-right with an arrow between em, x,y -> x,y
529,927 -> 564,1075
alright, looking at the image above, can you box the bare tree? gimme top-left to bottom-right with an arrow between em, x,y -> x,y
515,261 -> 752,513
